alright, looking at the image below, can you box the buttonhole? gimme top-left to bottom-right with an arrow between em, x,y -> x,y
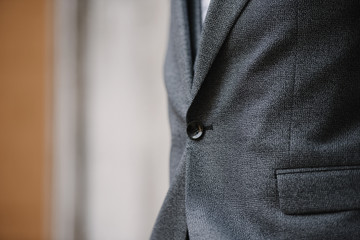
204,124 -> 213,131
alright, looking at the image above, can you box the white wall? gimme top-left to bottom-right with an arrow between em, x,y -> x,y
53,0 -> 170,239
53,0 -> 80,239
83,1 -> 170,239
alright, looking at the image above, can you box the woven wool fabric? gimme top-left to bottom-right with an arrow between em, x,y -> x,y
151,0 -> 360,239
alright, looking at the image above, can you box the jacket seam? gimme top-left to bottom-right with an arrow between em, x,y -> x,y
288,0 -> 299,167
276,167 -> 360,176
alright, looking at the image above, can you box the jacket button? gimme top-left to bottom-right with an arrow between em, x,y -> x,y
187,121 -> 204,140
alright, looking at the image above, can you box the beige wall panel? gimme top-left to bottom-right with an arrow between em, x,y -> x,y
0,0 -> 51,239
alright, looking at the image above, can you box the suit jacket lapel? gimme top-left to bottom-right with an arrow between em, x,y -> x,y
190,0 -> 251,98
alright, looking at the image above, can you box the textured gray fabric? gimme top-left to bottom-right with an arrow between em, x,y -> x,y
276,166 -> 360,214
151,0 -> 360,239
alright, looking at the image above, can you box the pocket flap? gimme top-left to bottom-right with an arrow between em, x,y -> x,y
275,166 -> 360,215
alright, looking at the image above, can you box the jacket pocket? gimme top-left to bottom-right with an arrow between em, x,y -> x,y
275,165 -> 360,215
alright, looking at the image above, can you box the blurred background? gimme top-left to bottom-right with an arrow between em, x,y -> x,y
0,0 -> 170,239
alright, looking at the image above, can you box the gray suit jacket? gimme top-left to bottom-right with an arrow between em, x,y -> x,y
151,0 -> 360,239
